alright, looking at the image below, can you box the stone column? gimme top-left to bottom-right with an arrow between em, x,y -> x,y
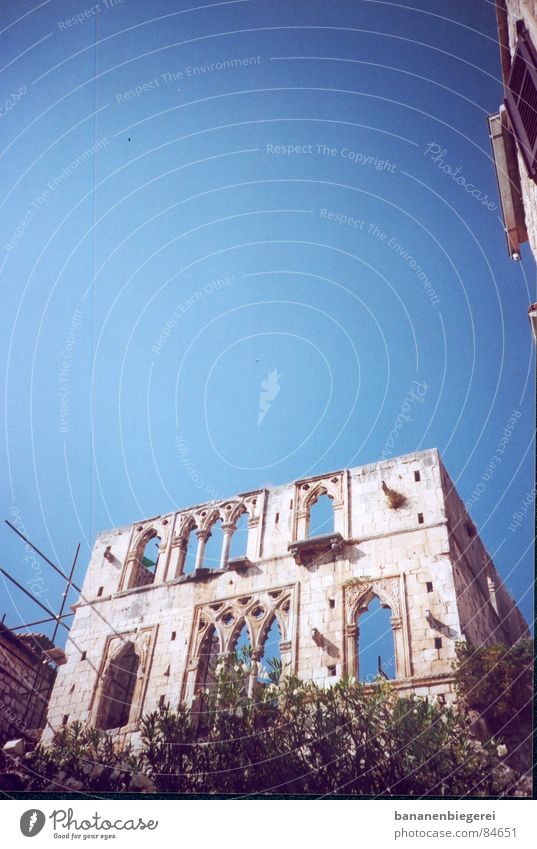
168,538 -> 187,579
219,523 -> 235,570
195,529 -> 210,571
345,623 -> 358,678
391,616 -> 406,678
296,509 -> 308,540
279,639 -> 292,679
248,649 -> 262,697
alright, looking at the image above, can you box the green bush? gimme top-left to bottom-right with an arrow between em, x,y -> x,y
11,655 -> 527,796
453,638 -> 533,770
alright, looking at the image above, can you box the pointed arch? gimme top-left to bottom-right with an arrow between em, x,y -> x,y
356,595 -> 396,682
308,492 -> 335,537
202,516 -> 224,570
258,614 -> 283,683
182,525 -> 199,575
96,642 -> 140,730
228,510 -> 249,560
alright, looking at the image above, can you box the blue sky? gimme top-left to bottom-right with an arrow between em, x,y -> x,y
0,0 -> 534,662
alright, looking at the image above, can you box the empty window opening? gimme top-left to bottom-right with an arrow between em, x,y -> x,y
228,510 -> 249,562
233,621 -> 253,667
434,637 -> 442,650
426,581 -> 433,593
327,664 -> 337,677
289,499 -> 293,509
158,695 -> 166,711
329,598 -> 336,609
417,513 -> 424,524
414,470 -> 421,482
487,577 -> 499,615
97,586 -> 104,597
80,651 -> 87,661
259,617 -> 283,684
69,684 -> 75,695
97,643 -> 139,731
274,512 -> 279,524
182,526 -> 199,575
196,626 -> 220,694
203,518 -> 224,570
171,631 -> 176,641
130,533 -> 161,588
308,492 -> 334,537
357,596 -> 395,683
62,715 -> 69,726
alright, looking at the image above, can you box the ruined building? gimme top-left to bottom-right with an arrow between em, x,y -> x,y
42,448 -> 528,743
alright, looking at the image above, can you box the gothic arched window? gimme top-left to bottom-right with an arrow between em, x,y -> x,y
97,643 -> 139,730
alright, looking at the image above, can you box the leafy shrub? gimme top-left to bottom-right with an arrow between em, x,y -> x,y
7,659 -> 529,796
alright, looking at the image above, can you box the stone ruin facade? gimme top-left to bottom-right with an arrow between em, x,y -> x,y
42,448 -> 528,744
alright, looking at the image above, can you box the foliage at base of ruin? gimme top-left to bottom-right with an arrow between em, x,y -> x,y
1,663 -> 530,796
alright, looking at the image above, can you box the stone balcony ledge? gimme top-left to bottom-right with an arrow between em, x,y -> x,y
288,532 -> 346,566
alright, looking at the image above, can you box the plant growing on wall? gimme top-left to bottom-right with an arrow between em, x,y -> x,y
381,481 -> 407,509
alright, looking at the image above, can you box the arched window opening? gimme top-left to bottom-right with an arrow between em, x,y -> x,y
182,526 -> 199,575
259,617 -> 282,684
195,626 -> 221,730
357,596 -> 395,683
228,511 -> 249,561
138,534 -> 161,586
202,518 -> 223,570
232,621 -> 253,666
196,626 -> 221,694
97,643 -> 139,731
308,493 -> 334,537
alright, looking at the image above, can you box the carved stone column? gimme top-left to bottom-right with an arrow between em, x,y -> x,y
168,537 -> 187,579
345,623 -> 358,678
194,529 -> 210,571
390,615 -> 406,678
279,639 -> 292,678
248,649 -> 262,697
219,523 -> 235,570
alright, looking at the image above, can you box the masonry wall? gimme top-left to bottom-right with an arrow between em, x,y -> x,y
42,449 -> 528,744
439,459 -> 529,649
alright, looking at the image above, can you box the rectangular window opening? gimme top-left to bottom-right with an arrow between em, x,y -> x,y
97,586 -> 104,597
80,650 -> 86,661
329,598 -> 335,609
426,581 -> 433,593
417,513 -> 424,524
434,637 -> 442,650
158,695 -> 166,711
275,512 -> 279,524
171,631 -> 176,641
414,470 -> 421,482
62,714 -> 69,726
327,665 -> 337,677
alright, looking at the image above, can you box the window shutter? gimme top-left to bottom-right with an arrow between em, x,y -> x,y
505,26 -> 537,179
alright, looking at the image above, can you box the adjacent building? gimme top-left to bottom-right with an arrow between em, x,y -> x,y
489,0 -> 537,335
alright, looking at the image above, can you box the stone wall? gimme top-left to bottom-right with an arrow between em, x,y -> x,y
42,448 -> 528,744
